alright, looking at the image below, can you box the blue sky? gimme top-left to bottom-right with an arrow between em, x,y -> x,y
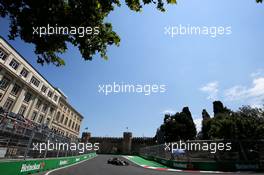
0,0 -> 264,137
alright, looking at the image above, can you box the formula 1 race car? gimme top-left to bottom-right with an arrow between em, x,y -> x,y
107,157 -> 129,166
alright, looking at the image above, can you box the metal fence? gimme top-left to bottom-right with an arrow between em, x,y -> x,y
0,111 -> 90,159
139,140 -> 264,162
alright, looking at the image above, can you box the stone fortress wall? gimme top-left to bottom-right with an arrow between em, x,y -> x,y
81,132 -> 156,154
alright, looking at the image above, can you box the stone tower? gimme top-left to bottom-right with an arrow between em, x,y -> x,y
122,132 -> 132,154
81,132 -> 91,142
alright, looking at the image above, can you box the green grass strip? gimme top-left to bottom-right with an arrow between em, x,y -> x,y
126,156 -> 169,168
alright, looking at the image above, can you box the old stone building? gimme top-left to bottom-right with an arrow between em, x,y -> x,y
0,36 -> 83,139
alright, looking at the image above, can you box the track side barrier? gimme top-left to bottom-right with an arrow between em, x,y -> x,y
140,155 -> 262,172
0,152 -> 96,175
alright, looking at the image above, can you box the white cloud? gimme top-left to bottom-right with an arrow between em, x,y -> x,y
162,110 -> 176,115
224,85 -> 247,101
193,118 -> 203,132
200,81 -> 219,100
224,77 -> 264,107
250,69 -> 264,78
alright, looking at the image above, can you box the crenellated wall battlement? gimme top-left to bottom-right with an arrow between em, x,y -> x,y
81,132 -> 155,154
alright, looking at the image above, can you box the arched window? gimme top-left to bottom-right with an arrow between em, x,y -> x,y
64,117 -> 68,125
56,111 -> 61,121
60,114 -> 64,123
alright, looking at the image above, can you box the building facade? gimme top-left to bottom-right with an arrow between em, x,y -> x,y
0,36 -> 83,139
52,94 -> 82,139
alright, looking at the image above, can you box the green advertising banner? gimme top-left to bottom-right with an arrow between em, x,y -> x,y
139,155 -> 261,172
0,153 -> 96,175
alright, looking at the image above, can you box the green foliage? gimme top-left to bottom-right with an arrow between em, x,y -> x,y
156,107 -> 197,143
213,101 -> 231,115
200,109 -> 211,139
201,118 -> 211,139
202,109 -> 210,119
0,0 -> 176,66
201,102 -> 264,140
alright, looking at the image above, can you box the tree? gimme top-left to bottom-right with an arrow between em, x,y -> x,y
237,105 -> 263,118
180,107 -> 197,139
213,101 -> 225,115
202,109 -> 210,120
201,102 -> 264,140
182,107 -> 192,120
0,0 -> 177,66
213,101 -> 232,116
155,107 -> 197,143
200,109 -> 211,139
155,127 -> 165,144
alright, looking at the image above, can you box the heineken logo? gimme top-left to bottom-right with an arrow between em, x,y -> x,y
173,163 -> 187,168
59,160 -> 68,165
161,160 -> 166,164
20,162 -> 45,172
235,164 -> 258,170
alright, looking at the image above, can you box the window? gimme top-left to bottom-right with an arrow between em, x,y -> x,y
42,104 -> 48,113
41,85 -> 47,93
18,105 -> 27,116
37,114 -> 44,123
49,107 -> 54,116
31,111 -> 37,121
30,76 -> 40,87
53,95 -> 58,102
20,68 -> 29,78
9,59 -> 20,70
0,77 -> 10,90
72,122 -> 75,129
68,119 -> 72,127
47,90 -> 53,98
35,100 -> 41,109
64,117 -> 68,125
11,83 -> 21,96
60,114 -> 64,123
0,48 -> 8,61
75,123 -> 78,131
46,118 -> 51,125
3,98 -> 14,111
24,92 -> 32,103
56,111 -> 61,121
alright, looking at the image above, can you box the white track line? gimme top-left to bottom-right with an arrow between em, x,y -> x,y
123,156 -> 233,174
44,156 -> 97,175
122,156 -> 147,168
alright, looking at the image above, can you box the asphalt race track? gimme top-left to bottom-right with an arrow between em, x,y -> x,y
42,155 -> 262,175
